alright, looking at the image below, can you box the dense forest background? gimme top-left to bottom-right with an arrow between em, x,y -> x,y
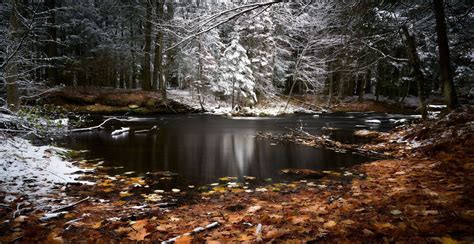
0,0 -> 472,112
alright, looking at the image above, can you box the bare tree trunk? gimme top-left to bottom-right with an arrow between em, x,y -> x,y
402,25 -> 428,119
231,77 -> 235,110
327,63 -> 333,106
45,0 -> 58,86
130,22 -> 136,89
359,69 -> 370,102
338,73 -> 345,99
165,1 -> 177,87
142,0 -> 152,91
6,0 -> 21,111
152,31 -> 163,91
197,36 -> 205,111
433,0 -> 459,109
153,0 -> 166,101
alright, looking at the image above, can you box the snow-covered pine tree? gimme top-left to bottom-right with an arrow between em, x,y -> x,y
215,35 -> 257,107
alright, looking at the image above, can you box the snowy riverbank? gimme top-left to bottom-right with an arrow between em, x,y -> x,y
168,89 -> 315,116
0,135 -> 85,201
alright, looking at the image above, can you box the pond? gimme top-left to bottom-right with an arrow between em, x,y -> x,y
61,112 -> 413,185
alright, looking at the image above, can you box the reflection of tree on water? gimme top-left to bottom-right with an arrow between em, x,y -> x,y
230,132 -> 255,178
177,129 -> 257,182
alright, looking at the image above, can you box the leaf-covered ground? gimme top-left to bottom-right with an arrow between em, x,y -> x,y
0,107 -> 472,243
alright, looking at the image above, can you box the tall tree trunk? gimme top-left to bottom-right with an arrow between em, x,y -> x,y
6,0 -> 21,111
153,0 -> 166,101
197,37 -> 205,111
130,22 -> 136,89
433,0 -> 459,109
165,1 -> 177,87
359,69 -> 370,102
327,62 -> 333,106
142,0 -> 152,91
152,0 -> 164,91
338,73 -> 345,99
402,25 -> 428,119
152,31 -> 163,91
45,0 -> 58,86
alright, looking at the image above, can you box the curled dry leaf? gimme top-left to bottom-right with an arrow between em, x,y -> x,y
127,219 -> 149,241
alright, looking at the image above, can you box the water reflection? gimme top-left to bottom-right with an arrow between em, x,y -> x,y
62,113 -> 412,184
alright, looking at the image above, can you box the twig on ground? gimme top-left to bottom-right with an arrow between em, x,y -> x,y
162,221 -> 219,243
50,197 -> 90,213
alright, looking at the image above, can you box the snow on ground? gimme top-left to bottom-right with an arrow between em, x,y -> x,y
352,94 -> 421,108
0,135 -> 86,200
168,89 -> 314,116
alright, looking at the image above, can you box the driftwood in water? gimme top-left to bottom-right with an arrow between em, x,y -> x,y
111,127 -> 130,136
134,125 -> 159,134
69,118 -> 125,132
258,129 -> 386,158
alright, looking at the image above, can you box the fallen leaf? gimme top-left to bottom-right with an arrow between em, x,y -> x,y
64,213 -> 76,219
238,234 -> 252,241
212,186 -> 227,193
374,222 -> 395,230
128,219 -> 149,241
390,209 -> 402,215
243,176 -> 256,181
113,200 -> 127,206
91,221 -> 102,229
119,191 -> 132,197
362,228 -> 374,236
323,220 -> 337,229
265,229 -> 287,239
175,235 -> 193,244
341,219 -> 355,225
460,210 -> 474,221
141,193 -> 162,202
131,219 -> 148,229
219,176 -> 238,181
128,227 -> 149,241
170,216 -> 181,222
421,210 -> 439,216
441,236 -> 459,244
115,227 -> 132,234
156,223 -> 175,232
291,215 -> 309,225
47,228 -> 64,244
14,215 -> 28,223
247,205 -> 262,213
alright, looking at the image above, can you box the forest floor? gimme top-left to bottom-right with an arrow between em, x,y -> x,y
40,87 -> 195,114
0,106 -> 472,242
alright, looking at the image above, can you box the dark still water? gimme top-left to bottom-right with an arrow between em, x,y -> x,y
61,113 -> 412,184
